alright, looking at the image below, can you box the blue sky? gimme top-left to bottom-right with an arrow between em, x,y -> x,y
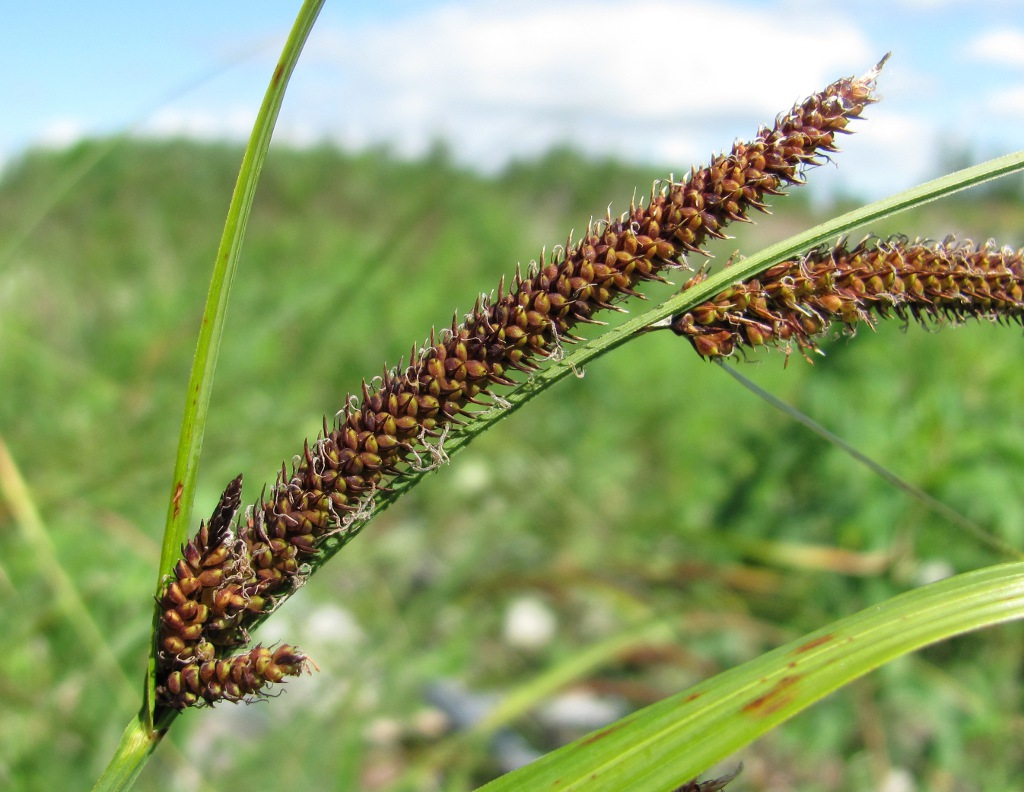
4,0 -> 1024,199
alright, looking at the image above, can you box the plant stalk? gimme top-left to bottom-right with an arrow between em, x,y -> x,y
92,2 -> 324,789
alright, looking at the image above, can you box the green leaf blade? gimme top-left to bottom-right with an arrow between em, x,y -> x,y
481,562 -> 1024,791
155,0 -> 325,591
105,0 -> 323,774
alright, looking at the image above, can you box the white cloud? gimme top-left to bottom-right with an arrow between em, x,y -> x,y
36,117 -> 89,149
826,109 -> 938,197
298,0 -> 874,170
140,106 -> 257,141
893,0 -> 959,8
8,2 -> 896,197
894,0 -> 1019,7
966,29 -> 1024,68
984,85 -> 1024,116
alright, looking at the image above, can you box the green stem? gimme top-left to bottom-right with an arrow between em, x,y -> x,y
155,0 -> 325,589
90,713 -> 163,792
149,0 -> 324,715
92,3 -> 324,790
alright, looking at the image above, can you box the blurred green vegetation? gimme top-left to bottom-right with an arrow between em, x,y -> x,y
1,138 -> 1022,791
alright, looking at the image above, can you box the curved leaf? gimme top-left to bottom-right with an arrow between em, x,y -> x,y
481,562 -> 1024,791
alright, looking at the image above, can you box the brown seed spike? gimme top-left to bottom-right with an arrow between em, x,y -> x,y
155,62 -> 884,709
206,475 -> 242,546
670,235 -> 1024,360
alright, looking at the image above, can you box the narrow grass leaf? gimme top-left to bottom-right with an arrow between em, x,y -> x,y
0,435 -> 135,708
148,0 -> 325,723
91,3 -> 325,790
154,0 -> 325,587
718,361 -> 1023,560
479,562 -> 1024,791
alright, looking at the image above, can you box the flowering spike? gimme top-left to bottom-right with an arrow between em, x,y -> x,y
155,62 -> 883,709
155,643 -> 313,709
670,236 -> 1024,360
207,475 -> 242,543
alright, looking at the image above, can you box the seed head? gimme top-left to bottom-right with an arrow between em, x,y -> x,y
157,643 -> 312,709
154,62 -> 884,708
671,236 -> 1024,362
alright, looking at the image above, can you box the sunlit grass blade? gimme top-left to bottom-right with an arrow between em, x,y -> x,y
154,0 -> 325,589
480,562 -> 1024,791
0,434 -> 135,709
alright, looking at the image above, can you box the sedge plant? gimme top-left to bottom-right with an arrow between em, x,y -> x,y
22,4 -> 1015,790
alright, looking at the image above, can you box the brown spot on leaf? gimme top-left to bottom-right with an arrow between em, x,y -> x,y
579,721 -> 624,746
742,674 -> 801,717
172,481 -> 184,518
792,633 -> 834,655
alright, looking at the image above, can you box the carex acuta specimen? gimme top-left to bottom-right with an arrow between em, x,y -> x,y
154,59 -> 887,710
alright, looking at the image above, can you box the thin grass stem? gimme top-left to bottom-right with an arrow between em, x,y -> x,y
90,3 -> 325,789
149,0 -> 324,726
0,435 -> 136,707
717,361 -> 1023,560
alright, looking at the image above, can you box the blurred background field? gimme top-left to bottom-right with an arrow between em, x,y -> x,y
1,138 -> 1023,791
